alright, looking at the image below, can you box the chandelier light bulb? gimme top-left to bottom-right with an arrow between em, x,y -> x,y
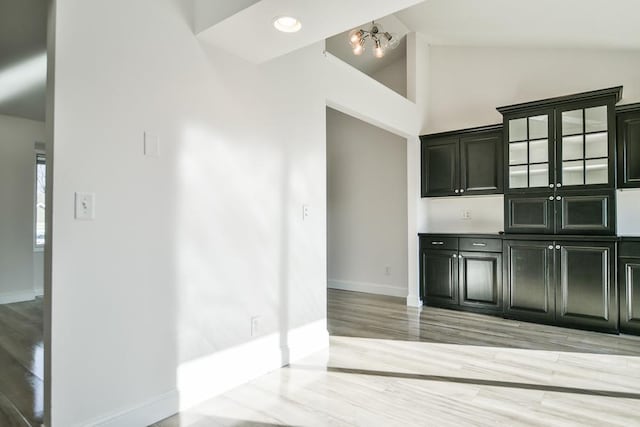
347,22 -> 400,58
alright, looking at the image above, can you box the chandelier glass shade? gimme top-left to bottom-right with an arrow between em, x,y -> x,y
348,21 -> 399,58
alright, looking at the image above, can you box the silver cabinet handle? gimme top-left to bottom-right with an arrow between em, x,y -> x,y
472,242 -> 486,247
548,196 -> 554,201
555,245 -> 561,250
431,241 -> 444,245
452,254 -> 457,258
549,184 -> 554,188
557,183 -> 562,187
454,189 -> 459,193
548,245 -> 554,250
556,196 -> 561,200
458,254 -> 463,259
460,189 -> 465,193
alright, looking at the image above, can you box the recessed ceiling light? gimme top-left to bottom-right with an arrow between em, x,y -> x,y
273,16 -> 302,33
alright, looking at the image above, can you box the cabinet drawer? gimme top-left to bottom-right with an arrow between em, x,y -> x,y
459,237 -> 501,252
422,236 -> 458,251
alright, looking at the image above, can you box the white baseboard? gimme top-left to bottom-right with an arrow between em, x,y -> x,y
328,279 -> 407,298
84,390 -> 179,427
177,318 -> 329,410
0,290 -> 36,304
406,293 -> 423,307
80,319 -> 329,427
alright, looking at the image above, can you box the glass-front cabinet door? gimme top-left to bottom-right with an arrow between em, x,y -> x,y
557,102 -> 614,189
505,110 -> 554,192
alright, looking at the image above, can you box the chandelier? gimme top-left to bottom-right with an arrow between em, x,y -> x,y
348,21 -> 400,58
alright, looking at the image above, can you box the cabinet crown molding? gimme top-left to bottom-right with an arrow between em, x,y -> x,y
497,86 -> 623,115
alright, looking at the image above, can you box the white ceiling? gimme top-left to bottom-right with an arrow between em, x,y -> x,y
197,0 -> 424,63
0,0 -> 47,122
396,0 -> 640,49
326,14 -> 409,76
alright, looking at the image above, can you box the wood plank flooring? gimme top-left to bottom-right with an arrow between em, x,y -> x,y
155,289 -> 640,426
0,298 -> 43,427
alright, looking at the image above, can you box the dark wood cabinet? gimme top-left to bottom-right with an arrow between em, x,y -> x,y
421,247 -> 459,308
503,240 -> 555,323
555,242 -> 617,332
555,190 -> 615,235
420,235 -> 502,314
504,190 -> 615,235
504,193 -> 555,234
617,103 -> 640,188
504,238 -> 618,333
619,240 -> 640,335
459,250 -> 502,313
421,125 -> 502,197
421,137 -> 459,197
499,87 -> 621,195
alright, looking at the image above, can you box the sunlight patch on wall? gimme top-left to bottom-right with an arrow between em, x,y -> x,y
0,52 -> 47,103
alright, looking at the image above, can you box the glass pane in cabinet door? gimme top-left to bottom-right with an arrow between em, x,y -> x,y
585,106 -> 608,133
562,135 -> 583,160
562,109 -> 583,135
562,160 -> 584,185
509,142 -> 527,165
585,159 -> 608,184
529,140 -> 548,163
585,132 -> 608,158
509,165 -> 528,188
529,163 -> 549,188
528,115 -> 548,139
509,118 -> 527,142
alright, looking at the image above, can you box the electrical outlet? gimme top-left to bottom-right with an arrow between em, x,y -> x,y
461,209 -> 472,220
385,266 -> 391,276
251,316 -> 261,337
302,204 -> 310,220
144,131 -> 159,157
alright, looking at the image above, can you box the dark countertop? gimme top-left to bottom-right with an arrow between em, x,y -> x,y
418,232 -> 620,242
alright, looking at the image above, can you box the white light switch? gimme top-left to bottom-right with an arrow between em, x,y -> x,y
75,192 -> 95,220
144,131 -> 159,157
302,204 -> 310,220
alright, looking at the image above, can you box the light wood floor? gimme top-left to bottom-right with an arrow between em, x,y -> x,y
0,298 -> 43,427
155,290 -> 640,426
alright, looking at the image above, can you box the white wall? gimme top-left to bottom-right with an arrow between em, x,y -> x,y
372,55 -> 407,98
422,46 -> 640,234
48,1 -> 424,426
0,114 -> 45,303
327,108 -> 408,297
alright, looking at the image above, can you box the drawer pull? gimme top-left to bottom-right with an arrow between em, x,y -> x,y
431,241 -> 444,245
472,242 -> 487,247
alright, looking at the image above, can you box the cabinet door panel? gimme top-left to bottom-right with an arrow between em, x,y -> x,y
556,191 -> 615,235
460,131 -> 503,195
556,243 -> 617,332
619,259 -> 640,335
617,112 -> 640,187
504,241 -> 555,323
421,138 -> 459,197
504,194 -> 554,234
459,251 -> 502,313
421,249 -> 459,308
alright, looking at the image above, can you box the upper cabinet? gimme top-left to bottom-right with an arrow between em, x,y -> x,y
421,125 -> 503,197
498,87 -> 622,194
617,103 -> 640,188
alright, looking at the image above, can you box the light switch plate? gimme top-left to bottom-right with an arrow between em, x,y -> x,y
302,204 -> 310,220
75,192 -> 95,220
144,131 -> 159,157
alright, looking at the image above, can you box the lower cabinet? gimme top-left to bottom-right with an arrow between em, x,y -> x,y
619,240 -> 640,335
421,236 -> 502,315
504,239 -> 618,332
